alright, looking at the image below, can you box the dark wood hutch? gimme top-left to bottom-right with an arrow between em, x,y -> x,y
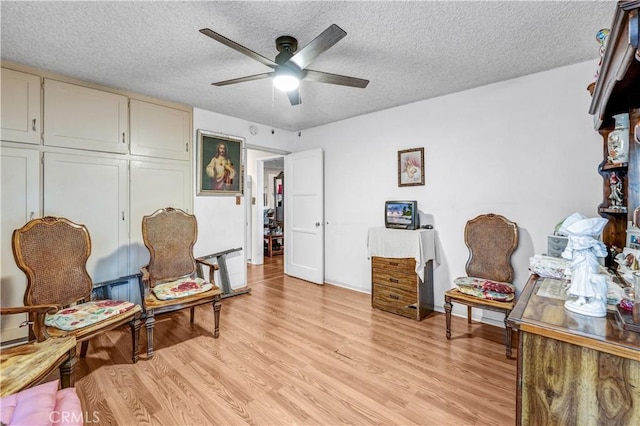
508,3 -> 640,425
589,1 -> 640,255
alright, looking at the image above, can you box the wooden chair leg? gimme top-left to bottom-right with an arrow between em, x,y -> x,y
130,314 -> 141,364
79,340 -> 89,358
444,296 -> 452,339
59,348 -> 77,389
190,306 -> 195,324
212,295 -> 221,338
145,310 -> 155,358
467,306 -> 472,324
504,313 -> 513,359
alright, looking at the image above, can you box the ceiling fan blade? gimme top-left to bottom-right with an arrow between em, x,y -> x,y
304,69 -> 369,88
289,24 -> 347,70
287,88 -> 301,106
200,28 -> 277,69
212,72 -> 274,86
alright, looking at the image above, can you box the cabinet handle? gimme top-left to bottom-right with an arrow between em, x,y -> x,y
185,143 -> 188,152
122,211 -> 125,221
29,211 -> 35,220
389,294 -> 400,300
32,119 -> 36,131
389,278 -> 399,283
390,262 -> 399,266
122,132 -> 125,143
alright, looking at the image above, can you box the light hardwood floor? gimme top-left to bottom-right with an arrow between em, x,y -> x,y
71,256 -> 517,425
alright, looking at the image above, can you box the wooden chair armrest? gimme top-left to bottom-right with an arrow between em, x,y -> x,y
0,304 -> 60,316
196,258 -> 220,271
196,258 -> 219,283
0,304 -> 61,342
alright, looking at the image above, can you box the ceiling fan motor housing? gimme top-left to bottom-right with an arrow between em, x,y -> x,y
275,35 -> 298,65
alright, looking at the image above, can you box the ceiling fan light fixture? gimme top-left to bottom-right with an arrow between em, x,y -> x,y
273,74 -> 299,92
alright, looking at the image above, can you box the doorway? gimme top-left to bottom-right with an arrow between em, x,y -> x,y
245,147 -> 285,269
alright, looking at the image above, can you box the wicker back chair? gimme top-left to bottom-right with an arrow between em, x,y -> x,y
444,214 -> 519,359
465,214 -> 518,283
12,216 -> 142,365
140,207 -> 222,358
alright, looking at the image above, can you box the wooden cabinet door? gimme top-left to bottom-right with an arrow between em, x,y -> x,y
43,79 -> 128,154
43,152 -> 128,283
1,69 -> 41,144
1,147 -> 40,342
129,159 -> 191,273
130,100 -> 190,160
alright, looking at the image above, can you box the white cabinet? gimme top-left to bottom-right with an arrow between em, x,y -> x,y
130,100 -> 190,160
1,69 -> 41,144
1,147 -> 40,342
1,67 -> 194,307
43,152 -> 129,283
129,160 -> 191,274
43,79 -> 128,154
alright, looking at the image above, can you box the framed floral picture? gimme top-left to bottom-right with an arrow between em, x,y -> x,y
398,147 -> 425,187
197,129 -> 244,195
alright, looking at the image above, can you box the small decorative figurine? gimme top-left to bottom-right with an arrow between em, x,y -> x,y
608,172 -> 624,208
559,213 -> 609,317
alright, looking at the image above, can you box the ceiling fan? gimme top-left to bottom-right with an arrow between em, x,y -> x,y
199,24 -> 369,106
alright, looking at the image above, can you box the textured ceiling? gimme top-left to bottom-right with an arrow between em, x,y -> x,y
1,1 -> 616,131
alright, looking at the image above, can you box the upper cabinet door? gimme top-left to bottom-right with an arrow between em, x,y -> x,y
43,79 -> 128,154
130,100 -> 190,160
1,69 -> 41,144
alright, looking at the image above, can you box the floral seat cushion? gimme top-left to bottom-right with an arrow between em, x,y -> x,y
454,277 -> 516,302
45,300 -> 136,331
152,277 -> 213,301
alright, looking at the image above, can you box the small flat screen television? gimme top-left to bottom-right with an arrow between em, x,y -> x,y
385,201 -> 419,230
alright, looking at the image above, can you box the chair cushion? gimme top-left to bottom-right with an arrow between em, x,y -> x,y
152,277 -> 213,300
454,277 -> 516,302
45,300 -> 136,331
0,380 -> 83,426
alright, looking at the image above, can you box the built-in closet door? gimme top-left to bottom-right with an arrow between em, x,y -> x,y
43,152 -> 128,283
130,100 -> 190,160
43,79 -> 128,154
1,148 -> 40,342
1,69 -> 41,144
129,159 -> 191,274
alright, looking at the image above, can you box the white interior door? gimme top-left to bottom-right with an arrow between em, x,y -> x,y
284,148 -> 324,284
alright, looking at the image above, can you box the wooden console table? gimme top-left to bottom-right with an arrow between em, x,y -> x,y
508,274 -> 640,425
264,233 -> 284,257
367,227 -> 438,320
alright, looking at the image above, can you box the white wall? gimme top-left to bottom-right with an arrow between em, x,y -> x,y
296,61 -> 602,321
192,109 -> 294,288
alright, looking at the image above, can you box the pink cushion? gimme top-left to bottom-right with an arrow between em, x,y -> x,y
0,380 -> 59,426
0,380 -> 83,426
52,388 -> 84,426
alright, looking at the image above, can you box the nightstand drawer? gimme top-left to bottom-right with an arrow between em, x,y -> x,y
372,283 -> 419,319
372,256 -> 415,271
372,270 -> 417,294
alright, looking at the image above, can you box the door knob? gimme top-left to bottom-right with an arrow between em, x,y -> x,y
315,222 -> 321,227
